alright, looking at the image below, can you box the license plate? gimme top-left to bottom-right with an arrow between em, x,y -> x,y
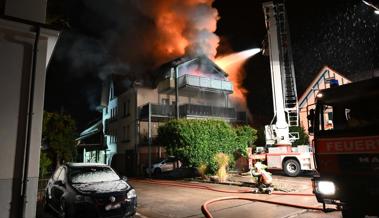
105,203 -> 121,211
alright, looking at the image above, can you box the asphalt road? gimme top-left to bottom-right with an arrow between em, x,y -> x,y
130,176 -> 342,218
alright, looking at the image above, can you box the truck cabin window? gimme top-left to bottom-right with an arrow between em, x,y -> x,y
317,96 -> 379,134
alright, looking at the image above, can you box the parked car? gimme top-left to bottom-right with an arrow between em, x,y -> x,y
43,163 -> 137,218
145,156 -> 182,175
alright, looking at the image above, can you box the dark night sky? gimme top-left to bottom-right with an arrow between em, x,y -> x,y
44,0 -> 379,130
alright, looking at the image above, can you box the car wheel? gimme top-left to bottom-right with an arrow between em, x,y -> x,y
283,159 -> 301,177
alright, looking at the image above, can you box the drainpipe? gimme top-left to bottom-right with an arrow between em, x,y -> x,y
148,103 -> 152,178
21,25 -> 40,218
174,67 -> 179,119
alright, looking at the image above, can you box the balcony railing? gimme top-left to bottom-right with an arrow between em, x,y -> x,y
139,104 -> 174,120
158,74 -> 233,93
139,103 -> 237,121
178,74 -> 233,92
179,104 -> 236,119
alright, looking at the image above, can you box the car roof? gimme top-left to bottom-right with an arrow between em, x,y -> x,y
66,162 -> 109,168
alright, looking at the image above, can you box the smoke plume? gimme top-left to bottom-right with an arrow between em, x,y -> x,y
117,0 -> 220,75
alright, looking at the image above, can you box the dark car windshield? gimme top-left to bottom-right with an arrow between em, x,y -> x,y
69,166 -> 120,184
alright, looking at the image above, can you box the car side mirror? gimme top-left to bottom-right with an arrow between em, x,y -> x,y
54,180 -> 64,187
122,176 -> 128,182
307,109 -> 315,134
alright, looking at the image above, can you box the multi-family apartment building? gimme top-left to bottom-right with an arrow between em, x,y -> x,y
79,56 -> 247,175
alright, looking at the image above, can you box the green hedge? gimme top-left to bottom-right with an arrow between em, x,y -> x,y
157,119 -> 257,173
289,126 -> 310,146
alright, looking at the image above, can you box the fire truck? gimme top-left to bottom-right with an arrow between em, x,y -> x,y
308,77 -> 379,217
252,1 -> 315,177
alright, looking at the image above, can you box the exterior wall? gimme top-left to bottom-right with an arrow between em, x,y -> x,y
103,94 -> 118,164
298,67 -> 351,143
103,76 -> 239,175
0,19 -> 58,218
114,89 -> 138,152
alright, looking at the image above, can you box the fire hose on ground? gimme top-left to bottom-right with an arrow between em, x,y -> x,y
130,178 -> 335,217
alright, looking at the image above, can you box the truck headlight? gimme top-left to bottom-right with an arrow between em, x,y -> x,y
127,189 -> 137,199
316,181 -> 336,195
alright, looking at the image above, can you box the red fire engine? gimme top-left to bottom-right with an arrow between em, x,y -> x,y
308,77 -> 379,217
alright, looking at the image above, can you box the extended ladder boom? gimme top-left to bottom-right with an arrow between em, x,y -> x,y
263,1 -> 299,145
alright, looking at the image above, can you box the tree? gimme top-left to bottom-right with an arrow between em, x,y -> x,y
39,151 -> 52,178
157,119 -> 257,174
43,112 -> 77,167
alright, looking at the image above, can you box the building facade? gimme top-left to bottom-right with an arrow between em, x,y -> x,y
298,66 -> 351,143
90,57 -> 247,175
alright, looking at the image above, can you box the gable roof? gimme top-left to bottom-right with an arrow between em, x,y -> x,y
298,66 -> 351,108
76,119 -> 102,141
152,56 -> 228,83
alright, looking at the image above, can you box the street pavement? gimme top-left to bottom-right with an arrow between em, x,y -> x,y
36,174 -> 342,218
131,174 -> 342,218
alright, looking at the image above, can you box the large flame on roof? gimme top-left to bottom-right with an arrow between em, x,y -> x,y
215,48 -> 261,110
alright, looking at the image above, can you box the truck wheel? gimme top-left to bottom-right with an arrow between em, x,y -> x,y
283,159 -> 301,177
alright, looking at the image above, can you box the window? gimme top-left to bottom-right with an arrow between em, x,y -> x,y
127,99 -> 130,116
317,95 -> 379,133
123,102 -> 127,117
115,129 -> 118,142
122,99 -> 130,117
162,98 -> 169,105
69,166 -> 119,184
126,125 -> 130,141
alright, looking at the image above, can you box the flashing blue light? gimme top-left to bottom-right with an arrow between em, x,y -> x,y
330,79 -> 339,87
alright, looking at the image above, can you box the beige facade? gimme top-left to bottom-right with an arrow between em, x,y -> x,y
0,1 -> 59,217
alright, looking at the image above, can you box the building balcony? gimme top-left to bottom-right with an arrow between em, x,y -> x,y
139,103 -> 238,122
157,74 -> 233,95
139,104 -> 175,121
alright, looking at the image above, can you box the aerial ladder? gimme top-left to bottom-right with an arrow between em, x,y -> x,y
252,1 -> 315,176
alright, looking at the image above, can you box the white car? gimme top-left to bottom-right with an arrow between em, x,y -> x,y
145,157 -> 182,175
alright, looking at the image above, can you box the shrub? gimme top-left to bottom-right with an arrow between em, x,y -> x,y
215,153 -> 229,182
157,119 -> 257,174
197,163 -> 208,179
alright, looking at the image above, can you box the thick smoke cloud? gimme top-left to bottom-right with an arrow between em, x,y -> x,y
55,0 -> 220,80
117,0 -> 220,75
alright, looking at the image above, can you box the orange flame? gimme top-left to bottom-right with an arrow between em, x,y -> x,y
136,0 -> 219,65
215,48 -> 261,111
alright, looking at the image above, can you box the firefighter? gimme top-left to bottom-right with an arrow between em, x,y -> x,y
251,162 -> 273,194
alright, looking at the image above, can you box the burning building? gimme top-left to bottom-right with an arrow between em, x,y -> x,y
78,56 -> 248,175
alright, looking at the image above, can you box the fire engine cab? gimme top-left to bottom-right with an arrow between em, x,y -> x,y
309,77 -> 379,217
